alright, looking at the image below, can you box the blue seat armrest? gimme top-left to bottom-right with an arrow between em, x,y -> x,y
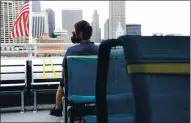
69,95 -> 95,104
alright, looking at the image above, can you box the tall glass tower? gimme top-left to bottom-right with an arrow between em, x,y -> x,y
109,1 -> 126,39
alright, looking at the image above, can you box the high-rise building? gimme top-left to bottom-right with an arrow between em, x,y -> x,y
99,28 -> 101,41
45,8 -> 55,37
126,24 -> 141,36
32,11 -> 49,38
91,10 -> 101,43
0,1 -> 27,44
104,19 -> 109,40
109,1 -> 126,39
116,22 -> 125,38
32,1 -> 41,12
62,10 -> 82,41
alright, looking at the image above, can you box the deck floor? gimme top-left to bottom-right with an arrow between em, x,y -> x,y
1,110 -> 64,122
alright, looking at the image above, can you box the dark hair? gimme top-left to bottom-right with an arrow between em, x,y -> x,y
74,20 -> 92,40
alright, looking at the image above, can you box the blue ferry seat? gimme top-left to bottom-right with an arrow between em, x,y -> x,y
64,56 -> 98,122
85,36 -> 189,123
119,36 -> 190,123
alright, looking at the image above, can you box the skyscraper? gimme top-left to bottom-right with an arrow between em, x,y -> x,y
32,11 -> 49,38
32,1 -> 41,12
45,8 -> 55,37
116,22 -> 125,38
99,28 -> 101,41
109,1 -> 126,39
126,24 -> 141,36
104,19 -> 109,40
91,10 -> 101,43
0,1 -> 26,44
62,10 -> 82,41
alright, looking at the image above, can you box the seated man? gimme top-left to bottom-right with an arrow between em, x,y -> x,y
50,20 -> 99,117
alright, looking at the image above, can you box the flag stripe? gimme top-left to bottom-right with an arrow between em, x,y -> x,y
9,1 -> 29,39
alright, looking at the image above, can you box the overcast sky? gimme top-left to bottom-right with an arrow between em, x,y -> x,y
40,1 -> 190,38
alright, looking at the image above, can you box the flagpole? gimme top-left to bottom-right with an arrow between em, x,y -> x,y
29,0 -> 33,57
29,0 -> 32,44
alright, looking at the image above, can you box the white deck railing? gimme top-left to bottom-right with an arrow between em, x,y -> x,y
1,43 -> 101,57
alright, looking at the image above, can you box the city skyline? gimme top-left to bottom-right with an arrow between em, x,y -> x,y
1,1 -> 190,44
41,1 -> 190,39
91,10 -> 101,43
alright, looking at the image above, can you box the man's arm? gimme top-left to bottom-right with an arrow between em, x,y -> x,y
61,67 -> 64,78
61,47 -> 73,78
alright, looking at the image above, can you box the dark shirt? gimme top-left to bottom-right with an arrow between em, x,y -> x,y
62,42 -> 99,67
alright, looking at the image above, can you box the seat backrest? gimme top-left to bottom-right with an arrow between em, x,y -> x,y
111,48 -> 132,93
106,51 -> 120,94
107,49 -> 134,115
119,36 -> 190,123
0,59 -> 26,84
66,56 -> 98,96
66,54 -> 124,97
32,58 -> 62,84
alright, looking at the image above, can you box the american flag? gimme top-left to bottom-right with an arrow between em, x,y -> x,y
9,0 -> 29,39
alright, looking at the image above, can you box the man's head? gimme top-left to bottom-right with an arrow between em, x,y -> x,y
71,20 -> 93,43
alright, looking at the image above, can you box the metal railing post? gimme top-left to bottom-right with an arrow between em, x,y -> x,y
20,90 -> 25,113
33,89 -> 37,113
28,44 -> 32,57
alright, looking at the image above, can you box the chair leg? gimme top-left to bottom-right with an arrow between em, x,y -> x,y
33,89 -> 37,113
20,90 -> 24,113
62,97 -> 65,120
64,97 -> 68,123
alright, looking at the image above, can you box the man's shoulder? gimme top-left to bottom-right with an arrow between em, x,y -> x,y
67,45 -> 80,52
89,43 -> 99,50
68,43 -> 98,50
66,43 -> 99,56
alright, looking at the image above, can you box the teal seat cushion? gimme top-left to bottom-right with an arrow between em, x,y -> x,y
70,95 -> 95,104
69,93 -> 131,104
83,114 -> 134,123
